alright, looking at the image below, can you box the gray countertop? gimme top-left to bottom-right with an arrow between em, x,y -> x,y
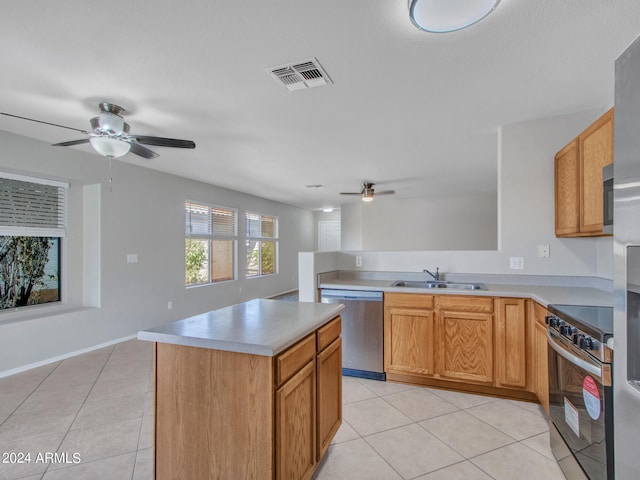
137,298 -> 344,356
319,279 -> 613,307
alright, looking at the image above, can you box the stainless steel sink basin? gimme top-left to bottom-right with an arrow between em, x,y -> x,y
392,280 -> 487,291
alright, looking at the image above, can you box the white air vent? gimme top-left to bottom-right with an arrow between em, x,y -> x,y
266,58 -> 333,91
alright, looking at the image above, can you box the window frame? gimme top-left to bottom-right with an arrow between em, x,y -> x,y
184,200 -> 238,287
0,172 -> 67,312
245,211 -> 279,279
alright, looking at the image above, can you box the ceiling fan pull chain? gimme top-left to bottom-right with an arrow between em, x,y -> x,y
108,158 -> 113,193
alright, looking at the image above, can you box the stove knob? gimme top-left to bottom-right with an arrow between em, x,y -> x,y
547,316 -> 563,328
572,333 -> 580,344
560,325 -> 569,336
582,336 -> 594,350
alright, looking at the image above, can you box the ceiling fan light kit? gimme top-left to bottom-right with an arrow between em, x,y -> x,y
409,0 -> 500,33
89,136 -> 131,159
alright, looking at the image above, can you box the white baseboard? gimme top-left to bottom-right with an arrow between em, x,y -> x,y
0,334 -> 137,379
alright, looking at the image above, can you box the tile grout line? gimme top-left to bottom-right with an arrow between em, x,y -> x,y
40,346 -> 117,477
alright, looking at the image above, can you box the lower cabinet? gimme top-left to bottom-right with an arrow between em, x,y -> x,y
384,293 -> 534,399
384,305 -> 435,376
439,309 -> 494,384
532,302 -> 550,413
276,360 -> 317,480
316,336 -> 342,459
495,298 -> 527,389
154,315 -> 342,480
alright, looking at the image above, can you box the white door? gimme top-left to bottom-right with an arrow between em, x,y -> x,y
318,221 -> 341,251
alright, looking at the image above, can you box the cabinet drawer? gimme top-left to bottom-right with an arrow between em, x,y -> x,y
437,295 -> 493,313
317,316 -> 341,352
276,334 -> 316,386
385,293 -> 434,309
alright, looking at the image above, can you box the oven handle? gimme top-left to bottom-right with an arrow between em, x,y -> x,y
546,329 -> 603,380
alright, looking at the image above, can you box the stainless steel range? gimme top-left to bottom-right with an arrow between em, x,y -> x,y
546,304 -> 614,480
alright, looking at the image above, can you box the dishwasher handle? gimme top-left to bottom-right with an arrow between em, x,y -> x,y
320,289 -> 383,301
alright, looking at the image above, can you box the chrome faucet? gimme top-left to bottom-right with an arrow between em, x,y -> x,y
424,267 -> 440,282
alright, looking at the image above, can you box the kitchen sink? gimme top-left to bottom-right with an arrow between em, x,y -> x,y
392,280 -> 487,291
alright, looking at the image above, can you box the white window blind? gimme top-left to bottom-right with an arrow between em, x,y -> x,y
185,202 -> 237,238
0,173 -> 68,237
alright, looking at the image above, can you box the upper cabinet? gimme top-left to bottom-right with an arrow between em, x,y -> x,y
554,108 -> 614,237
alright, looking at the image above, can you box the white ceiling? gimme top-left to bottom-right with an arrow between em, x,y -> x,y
1,1 -> 639,210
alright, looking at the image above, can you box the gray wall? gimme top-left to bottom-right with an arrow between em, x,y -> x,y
0,131 -> 314,374
331,110 -> 613,277
341,193 -> 497,251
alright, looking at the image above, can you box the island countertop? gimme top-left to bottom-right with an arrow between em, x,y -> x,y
137,298 -> 344,356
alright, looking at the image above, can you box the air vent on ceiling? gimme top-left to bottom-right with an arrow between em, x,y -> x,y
266,58 -> 333,91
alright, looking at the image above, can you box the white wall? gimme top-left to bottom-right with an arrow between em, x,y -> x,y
308,110 -> 614,279
0,131 -> 314,374
341,193 -> 497,251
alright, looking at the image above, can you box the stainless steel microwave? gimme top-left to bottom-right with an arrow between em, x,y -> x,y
603,163 -> 613,234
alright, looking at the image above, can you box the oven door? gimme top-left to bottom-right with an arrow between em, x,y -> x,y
547,329 -> 613,480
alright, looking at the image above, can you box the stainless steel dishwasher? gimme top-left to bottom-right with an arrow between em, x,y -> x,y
320,289 -> 385,380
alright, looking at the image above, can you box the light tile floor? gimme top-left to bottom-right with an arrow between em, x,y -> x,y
0,340 -> 566,480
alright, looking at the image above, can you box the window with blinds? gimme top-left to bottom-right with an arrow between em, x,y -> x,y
245,212 -> 278,278
185,201 -> 237,285
0,173 -> 67,310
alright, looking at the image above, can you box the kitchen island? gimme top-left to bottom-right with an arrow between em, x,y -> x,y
138,298 -> 344,480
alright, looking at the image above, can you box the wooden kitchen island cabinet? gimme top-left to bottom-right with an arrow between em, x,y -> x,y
139,299 -> 344,480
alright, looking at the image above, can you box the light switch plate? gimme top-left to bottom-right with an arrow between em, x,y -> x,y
538,244 -> 550,258
510,256 -> 525,269
355,255 -> 363,267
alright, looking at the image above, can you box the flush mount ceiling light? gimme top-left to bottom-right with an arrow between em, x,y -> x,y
409,0 -> 500,33
89,136 -> 131,159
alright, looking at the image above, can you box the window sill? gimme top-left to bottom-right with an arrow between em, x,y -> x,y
0,303 -> 96,326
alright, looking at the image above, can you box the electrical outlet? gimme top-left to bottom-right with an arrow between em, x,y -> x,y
355,255 -> 363,267
167,301 -> 173,310
510,256 -> 525,270
126,254 -> 138,264
538,244 -> 550,258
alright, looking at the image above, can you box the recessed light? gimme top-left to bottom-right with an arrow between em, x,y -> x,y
322,208 -> 334,213
305,184 -> 324,189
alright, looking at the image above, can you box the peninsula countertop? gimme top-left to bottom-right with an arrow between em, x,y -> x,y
137,298 -> 344,356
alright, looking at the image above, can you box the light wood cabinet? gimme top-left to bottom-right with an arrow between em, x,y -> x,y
555,108 -> 613,237
532,302 -> 550,413
316,322 -> 342,459
438,308 -> 494,384
384,293 -> 537,401
154,316 -> 342,480
276,359 -> 317,480
495,298 -> 527,389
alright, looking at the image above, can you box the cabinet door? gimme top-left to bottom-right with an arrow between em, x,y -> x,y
438,310 -> 493,384
580,108 -> 613,234
555,138 -> 580,236
275,360 -> 316,480
495,298 -> 527,389
534,321 -> 550,413
384,306 -> 435,375
317,337 -> 342,460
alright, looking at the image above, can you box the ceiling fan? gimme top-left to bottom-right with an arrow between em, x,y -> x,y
340,182 -> 395,202
0,102 -> 196,159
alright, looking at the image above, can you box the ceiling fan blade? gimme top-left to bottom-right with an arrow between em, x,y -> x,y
130,135 -> 195,149
51,138 -> 91,147
129,142 -> 159,159
376,190 -> 395,195
340,192 -> 362,195
0,112 -> 90,134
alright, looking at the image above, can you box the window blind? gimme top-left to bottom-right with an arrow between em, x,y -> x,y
246,213 -> 278,238
185,201 -> 237,238
0,173 -> 68,237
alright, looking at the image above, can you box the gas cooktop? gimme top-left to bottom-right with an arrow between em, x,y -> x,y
547,304 -> 613,340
